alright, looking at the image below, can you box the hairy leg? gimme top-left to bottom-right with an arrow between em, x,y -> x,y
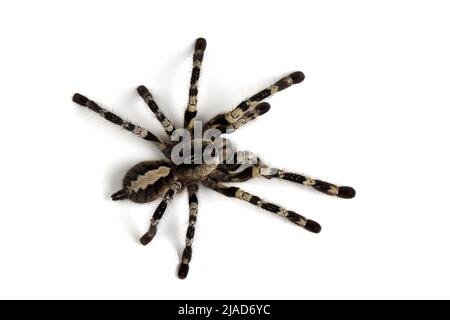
263,168 -> 356,199
111,189 -> 128,201
206,102 -> 271,134
211,151 -> 263,181
184,38 -> 207,129
219,164 -> 356,199
72,93 -> 168,153
137,85 -> 175,136
139,182 -> 183,245
203,179 -> 321,233
177,183 -> 199,279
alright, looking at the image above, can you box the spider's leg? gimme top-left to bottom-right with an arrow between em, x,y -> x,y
177,183 -> 199,279
72,93 -> 168,153
205,71 -> 304,132
220,163 -> 356,199
259,168 -> 356,199
137,85 -> 175,136
184,38 -> 207,130
203,179 -> 321,233
139,182 -> 182,245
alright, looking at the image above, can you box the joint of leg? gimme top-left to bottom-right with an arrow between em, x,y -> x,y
182,246 -> 192,263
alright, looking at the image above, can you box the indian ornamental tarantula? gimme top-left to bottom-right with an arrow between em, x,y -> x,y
72,38 -> 356,279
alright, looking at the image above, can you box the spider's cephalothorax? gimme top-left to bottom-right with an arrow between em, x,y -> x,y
73,38 -> 356,279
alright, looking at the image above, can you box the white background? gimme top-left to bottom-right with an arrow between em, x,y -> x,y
0,0 -> 449,299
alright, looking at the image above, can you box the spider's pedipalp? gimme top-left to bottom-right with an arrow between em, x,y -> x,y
72,93 -> 168,153
137,85 -> 175,136
203,179 -> 321,233
205,72 -> 304,132
139,181 -> 182,246
184,37 -> 207,129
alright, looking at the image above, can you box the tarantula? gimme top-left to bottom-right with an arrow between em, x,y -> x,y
72,38 -> 355,279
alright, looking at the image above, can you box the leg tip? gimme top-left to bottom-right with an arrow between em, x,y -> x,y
139,232 -> 155,246
177,263 -> 189,279
136,85 -> 148,97
305,219 -> 322,233
290,71 -> 305,84
338,186 -> 356,199
72,93 -> 88,106
255,102 -> 271,115
195,38 -> 207,51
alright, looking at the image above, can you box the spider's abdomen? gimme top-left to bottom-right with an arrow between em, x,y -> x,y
123,160 -> 176,203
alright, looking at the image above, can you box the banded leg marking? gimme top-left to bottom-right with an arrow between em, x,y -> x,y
184,38 -> 207,129
207,102 -> 271,134
260,168 -> 356,199
137,85 -> 175,136
206,71 -> 304,131
219,163 -> 356,199
139,182 -> 183,245
177,183 -> 199,279
203,179 -> 321,233
217,151 -> 263,181
72,93 -> 167,152
111,189 -> 128,201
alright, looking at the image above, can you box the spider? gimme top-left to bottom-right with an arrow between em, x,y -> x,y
72,38 -> 355,279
